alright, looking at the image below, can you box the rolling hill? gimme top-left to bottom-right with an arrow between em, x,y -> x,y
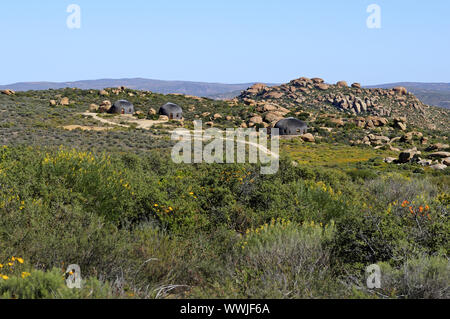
0,78 -> 275,99
2,78 -> 449,109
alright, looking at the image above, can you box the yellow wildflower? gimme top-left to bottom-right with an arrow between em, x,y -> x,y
21,272 -> 31,279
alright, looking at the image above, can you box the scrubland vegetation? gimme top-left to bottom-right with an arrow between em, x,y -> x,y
0,145 -> 448,299
0,87 -> 448,299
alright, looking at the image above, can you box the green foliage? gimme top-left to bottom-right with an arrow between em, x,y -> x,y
191,220 -> 348,298
0,136 -> 447,299
0,268 -> 113,299
378,256 -> 449,299
332,174 -> 449,266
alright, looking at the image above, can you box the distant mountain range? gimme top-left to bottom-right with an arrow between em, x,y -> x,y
0,78 -> 275,99
1,78 -> 449,109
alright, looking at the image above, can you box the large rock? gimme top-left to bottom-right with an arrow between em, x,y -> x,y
247,83 -> 267,94
429,152 -> 450,159
398,148 -> 420,163
277,106 -> 290,115
99,90 -> 109,96
301,133 -> 315,142
1,89 -> 15,95
426,143 -> 449,151
393,116 -> 407,123
249,116 -> 263,124
311,78 -> 324,84
264,112 -> 283,123
420,137 -> 429,145
388,144 -> 401,152
368,134 -> 390,143
330,118 -> 345,127
243,98 -> 257,106
351,83 -> 361,89
354,117 -> 366,128
395,122 -> 407,131
417,159 -> 432,166
315,83 -> 329,91
336,81 -> 348,87
366,116 -> 388,127
442,157 -> 450,166
265,91 -> 284,99
393,86 -> 408,95
401,132 -> 414,142
59,97 -> 70,106
261,103 -> 278,112
430,164 -> 447,170
384,157 -> 397,164
89,104 -> 99,112
99,100 -> 112,112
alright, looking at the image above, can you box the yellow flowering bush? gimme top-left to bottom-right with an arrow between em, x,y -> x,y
39,148 -> 135,222
0,267 -> 113,299
0,256 -> 27,281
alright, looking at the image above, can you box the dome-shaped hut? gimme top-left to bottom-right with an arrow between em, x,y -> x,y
108,100 -> 135,114
159,102 -> 183,120
274,118 -> 308,135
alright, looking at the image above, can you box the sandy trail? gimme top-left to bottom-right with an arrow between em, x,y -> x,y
177,132 -> 279,159
81,112 -> 168,129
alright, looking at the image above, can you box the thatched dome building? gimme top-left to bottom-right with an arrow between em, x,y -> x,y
159,102 -> 183,120
108,100 -> 134,114
274,118 -> 308,135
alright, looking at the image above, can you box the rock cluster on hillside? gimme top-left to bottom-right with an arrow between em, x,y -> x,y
236,77 -> 449,131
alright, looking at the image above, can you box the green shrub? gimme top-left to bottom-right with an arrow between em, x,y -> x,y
197,219 -> 347,298
0,268 -> 113,299
332,174 -> 449,266
377,256 -> 449,299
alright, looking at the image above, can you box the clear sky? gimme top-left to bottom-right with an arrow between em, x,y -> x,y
1,0 -> 449,85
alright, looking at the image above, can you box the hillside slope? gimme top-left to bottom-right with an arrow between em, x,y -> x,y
236,77 -> 450,131
366,82 -> 450,109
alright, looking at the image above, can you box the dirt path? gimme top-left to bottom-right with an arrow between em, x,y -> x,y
62,125 -> 110,131
179,132 -> 279,159
81,112 -> 168,129
81,112 -> 129,128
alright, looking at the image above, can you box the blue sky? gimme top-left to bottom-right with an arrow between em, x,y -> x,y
1,0 -> 449,85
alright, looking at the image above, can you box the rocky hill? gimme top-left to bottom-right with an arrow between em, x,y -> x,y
366,82 -> 450,109
235,77 -> 450,131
